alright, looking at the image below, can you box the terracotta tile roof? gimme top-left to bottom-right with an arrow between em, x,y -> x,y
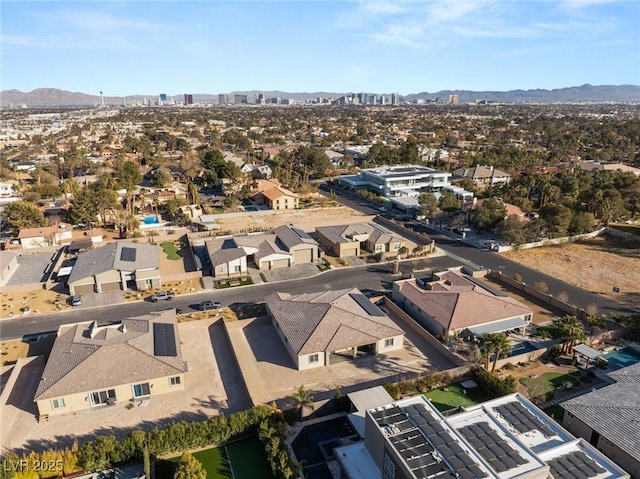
397,273 -> 532,332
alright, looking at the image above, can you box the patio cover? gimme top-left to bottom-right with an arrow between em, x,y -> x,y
348,386 -> 393,414
572,343 -> 602,360
465,317 -> 528,336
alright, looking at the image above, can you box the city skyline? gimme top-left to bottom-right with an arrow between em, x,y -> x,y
2,1 -> 639,97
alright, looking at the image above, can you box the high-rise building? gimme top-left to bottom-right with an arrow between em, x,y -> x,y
391,93 -> 400,105
448,94 -> 459,104
255,93 -> 265,104
218,93 -> 229,105
184,94 -> 193,105
234,94 -> 248,105
159,93 -> 167,101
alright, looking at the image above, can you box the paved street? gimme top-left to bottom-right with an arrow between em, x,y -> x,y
0,256 -> 460,340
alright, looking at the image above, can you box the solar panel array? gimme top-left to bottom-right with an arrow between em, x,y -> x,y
459,422 -> 527,473
120,246 -> 137,262
494,401 -> 554,437
547,451 -> 607,479
350,293 -> 386,316
371,404 -> 489,479
404,404 -> 488,479
291,226 -> 313,240
153,323 -> 177,357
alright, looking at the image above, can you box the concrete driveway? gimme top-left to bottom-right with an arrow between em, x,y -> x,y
225,315 -> 444,407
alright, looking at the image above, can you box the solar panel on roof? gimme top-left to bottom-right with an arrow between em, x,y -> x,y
459,424 -> 526,473
153,323 -> 177,357
467,465 -> 485,477
349,293 -> 386,316
291,227 -> 313,240
120,246 -> 137,262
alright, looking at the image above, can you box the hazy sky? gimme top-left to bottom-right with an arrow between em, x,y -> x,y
2,0 -> 639,96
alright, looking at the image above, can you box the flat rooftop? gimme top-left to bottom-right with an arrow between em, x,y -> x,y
346,392 -> 628,479
363,165 -> 447,179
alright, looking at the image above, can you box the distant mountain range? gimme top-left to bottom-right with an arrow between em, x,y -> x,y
1,84 -> 639,108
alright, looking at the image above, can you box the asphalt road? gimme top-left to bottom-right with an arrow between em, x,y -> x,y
0,256 -> 460,340
324,186 -> 628,317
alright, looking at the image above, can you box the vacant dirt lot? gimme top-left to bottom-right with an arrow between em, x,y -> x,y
213,206 -> 375,233
501,236 -> 640,307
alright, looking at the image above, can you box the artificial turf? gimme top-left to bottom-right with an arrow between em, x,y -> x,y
226,436 -> 276,479
160,241 -> 183,260
424,383 -> 494,412
155,446 -> 232,479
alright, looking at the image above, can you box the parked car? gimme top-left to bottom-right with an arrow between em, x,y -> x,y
150,291 -> 175,302
70,295 -> 82,306
199,300 -> 221,311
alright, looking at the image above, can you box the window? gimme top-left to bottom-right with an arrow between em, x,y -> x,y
393,243 -> 401,250
384,338 -> 394,348
132,382 -> 151,398
375,244 -> 384,252
51,398 -> 65,409
233,265 -> 242,273
170,376 -> 181,387
89,389 -> 116,406
309,353 -> 319,364
383,453 -> 395,478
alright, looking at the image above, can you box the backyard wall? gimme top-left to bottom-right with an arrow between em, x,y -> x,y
494,228 -> 606,253
220,317 -> 257,407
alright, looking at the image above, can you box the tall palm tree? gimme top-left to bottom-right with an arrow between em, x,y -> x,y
491,333 -> 513,372
478,333 -> 498,370
555,315 -> 585,354
290,385 -> 314,421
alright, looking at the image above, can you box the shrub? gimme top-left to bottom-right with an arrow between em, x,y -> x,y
475,370 -> 516,396
546,344 -> 563,360
513,273 -> 522,282
383,382 -> 400,400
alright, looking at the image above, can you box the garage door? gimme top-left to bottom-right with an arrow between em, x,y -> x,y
342,248 -> 358,257
100,281 -> 122,292
293,249 -> 313,264
271,259 -> 290,269
74,283 -> 95,294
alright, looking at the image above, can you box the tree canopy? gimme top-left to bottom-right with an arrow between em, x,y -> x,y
2,201 -> 47,229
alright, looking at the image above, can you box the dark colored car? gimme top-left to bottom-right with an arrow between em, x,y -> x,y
200,300 -> 221,311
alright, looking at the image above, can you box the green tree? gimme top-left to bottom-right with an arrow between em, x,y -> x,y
554,315 -> 586,354
438,191 -> 462,213
289,385 -> 314,420
2,201 -> 47,229
418,193 -> 439,220
66,188 -> 100,225
491,333 -> 512,372
569,211 -> 596,235
173,452 -> 205,479
478,333 -> 498,370
471,197 -> 507,230
500,215 -> 526,245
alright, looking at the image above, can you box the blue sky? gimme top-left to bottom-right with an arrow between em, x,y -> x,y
2,1 -> 639,96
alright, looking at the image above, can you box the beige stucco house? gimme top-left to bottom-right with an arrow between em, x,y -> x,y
251,179 -> 299,210
315,222 -> 405,259
265,288 -> 404,370
34,309 -> 186,420
18,224 -> 73,249
67,242 -> 161,295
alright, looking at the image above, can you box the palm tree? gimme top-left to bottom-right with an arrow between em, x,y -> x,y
491,333 -> 512,372
290,385 -> 314,421
555,315 -> 585,354
478,333 -> 498,370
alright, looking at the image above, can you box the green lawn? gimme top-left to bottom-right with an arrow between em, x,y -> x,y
424,383 -> 495,412
155,446 -> 232,479
226,437 -> 276,479
519,372 -> 580,399
160,241 -> 183,260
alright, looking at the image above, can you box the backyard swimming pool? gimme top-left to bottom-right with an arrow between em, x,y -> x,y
143,215 -> 159,224
507,341 -> 538,357
602,346 -> 640,370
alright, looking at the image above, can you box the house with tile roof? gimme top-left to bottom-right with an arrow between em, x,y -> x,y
251,179 -> 299,210
265,288 -> 404,370
561,362 -> 640,477
454,165 -> 511,188
315,222 -> 405,259
205,224 -> 319,278
392,269 -> 533,339
34,309 -> 185,420
67,241 -> 160,295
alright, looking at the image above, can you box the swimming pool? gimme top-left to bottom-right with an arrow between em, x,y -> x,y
602,346 -> 640,370
508,341 -> 538,357
143,216 -> 159,224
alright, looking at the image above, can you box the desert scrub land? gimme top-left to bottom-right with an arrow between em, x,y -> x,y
501,236 -> 640,308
